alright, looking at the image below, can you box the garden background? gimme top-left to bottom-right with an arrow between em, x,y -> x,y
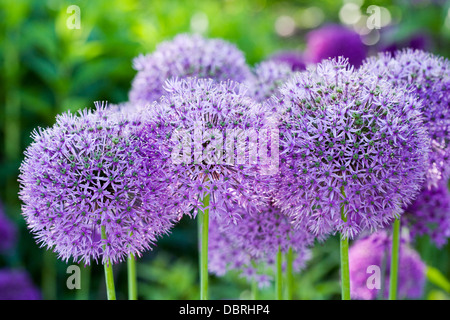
0,0 -> 449,300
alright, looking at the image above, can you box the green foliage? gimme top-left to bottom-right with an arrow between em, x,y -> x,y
426,265 -> 450,293
0,0 -> 449,300
137,253 -> 199,300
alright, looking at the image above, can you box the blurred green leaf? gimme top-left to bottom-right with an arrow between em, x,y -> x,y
22,22 -> 59,60
426,265 -> 450,293
137,253 -> 199,300
427,289 -> 450,300
24,55 -> 60,84
70,58 -> 121,92
20,88 -> 53,118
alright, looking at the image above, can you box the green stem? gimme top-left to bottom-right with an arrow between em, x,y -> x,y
275,246 -> 283,300
101,226 -> 116,300
199,193 -> 210,300
285,247 -> 294,300
42,250 -> 57,300
250,260 -> 259,300
389,218 -> 401,300
127,253 -> 137,300
252,278 -> 259,300
340,187 -> 351,300
340,233 -> 350,300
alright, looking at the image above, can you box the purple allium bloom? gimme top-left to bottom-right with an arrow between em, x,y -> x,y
268,51 -> 306,72
245,61 -> 294,103
349,230 -> 426,300
403,181 -> 450,248
361,49 -> 450,188
140,77 -> 275,222
270,57 -> 430,240
304,24 -> 367,68
0,204 -> 17,253
19,103 -> 182,265
208,202 -> 314,287
0,269 -> 41,300
129,33 -> 252,104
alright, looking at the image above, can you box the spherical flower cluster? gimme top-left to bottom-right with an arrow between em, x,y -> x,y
271,57 -> 430,240
403,181 -> 450,248
349,230 -> 426,300
245,61 -> 294,103
0,204 -> 17,253
361,49 -> 450,188
19,103 -> 183,265
208,202 -> 314,287
304,24 -> 367,67
140,78 -> 275,222
141,78 -> 276,220
268,51 -> 306,71
129,33 -> 252,103
0,269 -> 41,300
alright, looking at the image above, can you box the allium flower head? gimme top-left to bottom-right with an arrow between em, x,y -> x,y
361,49 -> 450,188
349,230 -> 426,300
19,103 -> 182,265
403,181 -> 450,248
245,61 -> 294,103
0,204 -> 17,253
304,24 -> 367,67
140,77 -> 276,222
129,33 -> 252,103
0,269 -> 41,300
208,202 -> 314,287
269,51 -> 306,71
271,57 -> 430,240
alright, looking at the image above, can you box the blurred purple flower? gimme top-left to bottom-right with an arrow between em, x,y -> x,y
380,33 -> 431,54
349,230 -> 426,300
19,103 -> 182,265
403,181 -> 450,248
268,51 -> 306,71
0,204 -> 17,253
270,57 -> 430,240
304,24 -> 367,67
129,33 -> 252,103
0,269 -> 41,300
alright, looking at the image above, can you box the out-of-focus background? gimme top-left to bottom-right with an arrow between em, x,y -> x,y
0,0 -> 449,300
